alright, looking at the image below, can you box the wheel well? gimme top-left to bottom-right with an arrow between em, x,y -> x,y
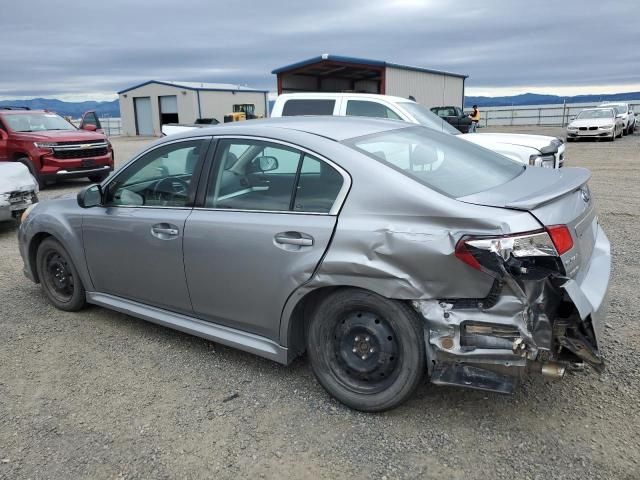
28,232 -> 52,283
12,152 -> 30,162
285,286 -> 414,359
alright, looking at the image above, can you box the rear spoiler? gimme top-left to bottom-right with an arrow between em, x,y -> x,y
506,168 -> 591,210
459,167 -> 591,211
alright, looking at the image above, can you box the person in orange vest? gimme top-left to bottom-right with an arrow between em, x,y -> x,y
469,105 -> 480,132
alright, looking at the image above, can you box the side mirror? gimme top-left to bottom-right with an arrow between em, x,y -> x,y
82,124 -> 98,132
0,129 -> 7,140
249,156 -> 279,173
77,184 -> 102,208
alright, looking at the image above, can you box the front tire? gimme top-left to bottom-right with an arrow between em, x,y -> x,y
36,238 -> 86,311
306,288 -> 426,412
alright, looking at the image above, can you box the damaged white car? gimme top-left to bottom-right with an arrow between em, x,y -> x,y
0,162 -> 38,223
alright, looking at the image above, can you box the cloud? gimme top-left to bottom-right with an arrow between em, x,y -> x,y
0,0 -> 638,100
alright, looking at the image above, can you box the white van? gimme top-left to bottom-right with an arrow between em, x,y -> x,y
271,93 -> 565,169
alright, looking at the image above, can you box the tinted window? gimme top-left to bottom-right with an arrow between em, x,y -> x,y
106,139 -> 203,207
282,99 -> 335,116
346,100 -> 402,120
345,126 -> 523,198
293,155 -> 344,213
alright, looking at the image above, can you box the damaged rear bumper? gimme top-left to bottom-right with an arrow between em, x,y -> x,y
414,225 -> 611,394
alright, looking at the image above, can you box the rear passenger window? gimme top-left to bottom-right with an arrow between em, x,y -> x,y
206,139 -> 344,214
293,155 -> 344,213
282,99 -> 336,116
346,100 -> 402,120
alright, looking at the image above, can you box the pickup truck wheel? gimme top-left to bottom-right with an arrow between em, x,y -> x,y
16,157 -> 44,189
36,238 -> 86,311
306,288 -> 425,412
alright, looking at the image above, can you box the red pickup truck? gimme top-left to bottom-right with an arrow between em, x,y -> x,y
0,107 -> 114,188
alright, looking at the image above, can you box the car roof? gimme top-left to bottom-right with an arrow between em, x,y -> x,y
277,92 -> 416,105
164,116 -> 412,143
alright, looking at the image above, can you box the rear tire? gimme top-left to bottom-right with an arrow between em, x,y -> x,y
306,288 -> 426,412
36,238 -> 86,311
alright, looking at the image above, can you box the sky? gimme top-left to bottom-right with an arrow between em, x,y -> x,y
0,0 -> 639,102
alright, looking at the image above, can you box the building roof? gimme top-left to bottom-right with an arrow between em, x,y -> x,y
272,54 -> 468,79
117,80 -> 269,95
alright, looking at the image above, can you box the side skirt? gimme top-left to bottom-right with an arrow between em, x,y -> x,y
86,292 -> 289,364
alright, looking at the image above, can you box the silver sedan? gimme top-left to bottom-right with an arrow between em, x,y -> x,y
18,117 -> 611,411
567,107 -> 624,141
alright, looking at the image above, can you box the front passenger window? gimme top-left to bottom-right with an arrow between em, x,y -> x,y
105,139 -> 204,207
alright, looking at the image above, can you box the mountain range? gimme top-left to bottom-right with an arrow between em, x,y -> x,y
2,91 -> 639,117
464,92 -> 640,108
0,98 -> 119,118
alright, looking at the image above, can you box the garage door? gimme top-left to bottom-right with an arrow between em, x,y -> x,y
134,97 -> 153,136
159,95 -> 179,126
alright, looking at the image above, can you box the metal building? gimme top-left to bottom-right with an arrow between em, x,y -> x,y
118,81 -> 269,136
272,54 -> 468,108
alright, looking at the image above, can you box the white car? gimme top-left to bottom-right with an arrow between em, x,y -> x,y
566,108 -> 624,142
599,102 -> 635,135
0,162 -> 38,223
271,93 -> 565,169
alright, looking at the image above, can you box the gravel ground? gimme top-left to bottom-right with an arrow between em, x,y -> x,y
1,128 -> 639,480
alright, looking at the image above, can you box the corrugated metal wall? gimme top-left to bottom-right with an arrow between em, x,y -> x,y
198,91 -> 268,122
119,84 -> 198,136
119,84 -> 267,136
385,67 -> 464,108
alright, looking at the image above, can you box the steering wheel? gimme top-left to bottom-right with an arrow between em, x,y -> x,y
152,176 -> 189,205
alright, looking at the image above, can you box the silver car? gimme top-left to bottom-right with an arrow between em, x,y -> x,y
566,108 -> 624,141
18,117 -> 611,411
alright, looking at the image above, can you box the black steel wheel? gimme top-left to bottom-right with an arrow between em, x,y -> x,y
36,237 -> 86,311
307,288 -> 425,412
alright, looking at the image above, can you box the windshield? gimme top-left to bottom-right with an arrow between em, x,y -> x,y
3,112 -> 77,132
576,109 -> 614,120
344,126 -> 524,198
399,102 -> 461,135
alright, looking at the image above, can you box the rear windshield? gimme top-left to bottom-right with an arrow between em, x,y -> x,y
281,99 -> 335,116
399,102 -> 461,135
344,126 -> 524,198
3,112 -> 76,132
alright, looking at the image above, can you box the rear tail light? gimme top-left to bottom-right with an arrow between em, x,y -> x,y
546,225 -> 574,255
455,227 -> 573,272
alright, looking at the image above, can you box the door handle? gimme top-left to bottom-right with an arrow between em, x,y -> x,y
274,232 -> 313,247
153,227 -> 178,235
151,223 -> 179,239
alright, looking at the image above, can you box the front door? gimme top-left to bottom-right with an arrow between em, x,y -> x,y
82,138 -> 209,314
183,137 -> 348,340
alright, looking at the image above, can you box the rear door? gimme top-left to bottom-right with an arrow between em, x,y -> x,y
183,137 -> 349,340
